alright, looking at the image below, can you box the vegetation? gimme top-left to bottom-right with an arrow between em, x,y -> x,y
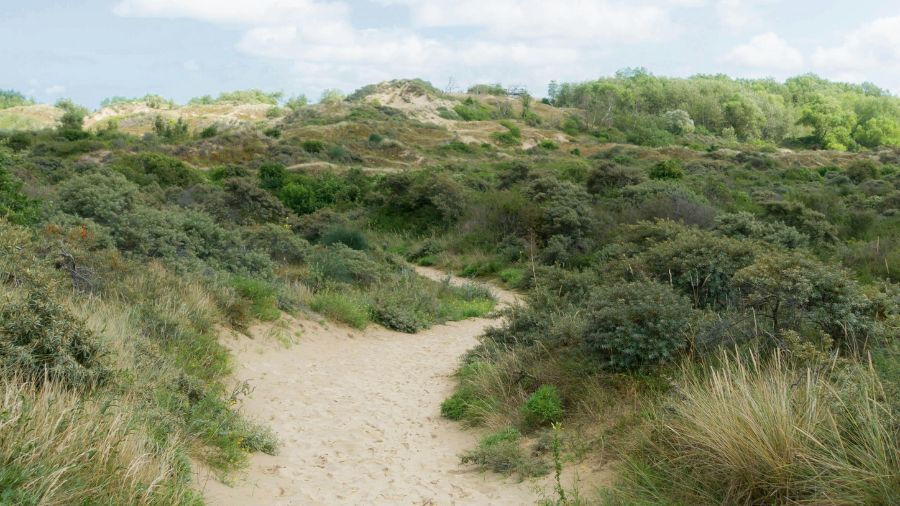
0,70 -> 897,504
552,69 -> 900,150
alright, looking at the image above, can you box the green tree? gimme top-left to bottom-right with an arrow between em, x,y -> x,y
797,94 -> 857,150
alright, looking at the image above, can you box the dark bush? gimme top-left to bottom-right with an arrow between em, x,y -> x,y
734,251 -> 873,346
586,161 -> 645,194
584,281 -> 695,371
0,165 -> 40,225
241,224 -> 309,263
639,229 -> 758,308
113,152 -> 202,188
321,226 -> 368,250
0,291 -> 108,388
846,159 -> 880,183
222,178 -> 290,225
58,171 -> 138,224
649,159 -> 685,180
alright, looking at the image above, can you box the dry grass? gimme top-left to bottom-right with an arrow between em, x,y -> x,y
0,379 -> 195,505
611,351 -> 900,505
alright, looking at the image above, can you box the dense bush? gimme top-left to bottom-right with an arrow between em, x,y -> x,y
58,170 -> 138,223
584,281 -> 695,370
734,251 -> 873,346
639,229 -> 758,308
373,171 -> 466,229
586,161 -> 645,194
0,164 -> 40,225
649,159 -> 685,180
114,152 -> 201,188
0,291 -> 108,388
521,385 -> 564,429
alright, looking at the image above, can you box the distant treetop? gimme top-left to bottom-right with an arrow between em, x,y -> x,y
0,90 -> 34,109
551,70 -> 900,150
189,89 -> 283,106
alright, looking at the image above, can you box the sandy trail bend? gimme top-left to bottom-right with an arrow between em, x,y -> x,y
199,267 -> 548,505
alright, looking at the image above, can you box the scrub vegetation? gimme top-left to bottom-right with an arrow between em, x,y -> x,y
0,71 -> 898,504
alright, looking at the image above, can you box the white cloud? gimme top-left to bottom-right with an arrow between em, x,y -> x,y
113,0 -> 690,94
44,85 -> 66,96
723,32 -> 803,70
375,0 -> 676,43
715,0 -> 778,28
114,0 -> 349,26
812,16 -> 900,94
812,16 -> 900,71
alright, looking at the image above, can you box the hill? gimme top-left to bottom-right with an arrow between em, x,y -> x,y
0,75 -> 897,505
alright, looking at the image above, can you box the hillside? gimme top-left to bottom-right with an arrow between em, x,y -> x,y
0,76 -> 898,505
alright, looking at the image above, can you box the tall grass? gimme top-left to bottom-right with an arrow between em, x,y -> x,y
0,379 -> 197,505
609,351 -> 900,505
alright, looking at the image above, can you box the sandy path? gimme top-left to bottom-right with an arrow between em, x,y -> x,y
198,267 -> 553,505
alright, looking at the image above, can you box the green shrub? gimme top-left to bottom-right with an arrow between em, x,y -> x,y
321,226 -> 368,250
492,121 -> 522,146
370,299 -> 427,333
302,139 -> 325,153
58,170 -> 138,224
461,427 -> 548,477
199,124 -> 218,138
232,277 -> 280,321
714,212 -> 809,249
538,139 -> 559,150
114,153 -> 202,188
309,291 -> 369,329
649,159 -> 684,180
222,177 -> 291,225
0,165 -> 40,225
586,161 -> 645,194
440,392 -> 470,420
846,159 -> 880,183
307,244 -> 381,287
241,224 -> 309,263
0,291 -> 108,389
639,229 -> 758,308
454,99 -> 493,121
585,281 -> 695,371
522,385 -> 564,429
734,251 -> 873,346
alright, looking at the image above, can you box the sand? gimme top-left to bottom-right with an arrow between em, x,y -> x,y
198,267 -> 572,505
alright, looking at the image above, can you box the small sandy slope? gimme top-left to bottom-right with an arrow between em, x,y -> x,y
199,268 -> 571,505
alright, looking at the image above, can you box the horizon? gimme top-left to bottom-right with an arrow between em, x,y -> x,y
1,1 -> 899,108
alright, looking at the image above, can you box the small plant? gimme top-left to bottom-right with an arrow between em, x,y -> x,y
199,124 -> 218,138
440,392 -> 469,420
461,427 -> 548,478
492,121 -> 522,146
539,139 -> 559,150
309,290 -> 369,329
302,139 -> 325,153
232,277 -> 280,321
522,385 -> 565,429
649,159 -> 684,179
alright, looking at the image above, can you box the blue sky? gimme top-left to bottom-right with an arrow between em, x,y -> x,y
2,1 -> 899,108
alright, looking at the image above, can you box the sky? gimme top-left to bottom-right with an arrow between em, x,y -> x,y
1,0 -> 899,108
